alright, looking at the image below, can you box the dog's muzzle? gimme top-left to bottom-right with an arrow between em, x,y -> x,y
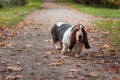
78,35 -> 83,42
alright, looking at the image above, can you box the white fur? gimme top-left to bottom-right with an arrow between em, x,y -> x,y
56,22 -> 65,27
76,25 -> 84,41
62,26 -> 74,53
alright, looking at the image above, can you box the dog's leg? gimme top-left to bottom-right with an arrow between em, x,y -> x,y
72,43 -> 83,57
61,44 -> 68,55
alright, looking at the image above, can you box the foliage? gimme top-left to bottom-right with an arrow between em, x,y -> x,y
58,0 -> 119,8
0,0 -> 26,8
114,0 -> 120,8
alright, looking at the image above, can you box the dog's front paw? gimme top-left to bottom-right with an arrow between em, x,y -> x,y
75,53 -> 80,58
61,50 -> 66,55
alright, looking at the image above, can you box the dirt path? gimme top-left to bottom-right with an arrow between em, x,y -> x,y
0,2 -> 120,80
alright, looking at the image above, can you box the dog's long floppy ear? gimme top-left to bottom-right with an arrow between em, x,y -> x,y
69,25 -> 79,50
82,27 -> 90,49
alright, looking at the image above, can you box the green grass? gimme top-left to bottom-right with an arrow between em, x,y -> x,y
94,20 -> 120,47
0,0 -> 41,28
60,2 -> 120,18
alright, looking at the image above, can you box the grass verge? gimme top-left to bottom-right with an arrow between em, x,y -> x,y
0,0 -> 41,28
94,20 -> 120,47
59,2 -> 120,18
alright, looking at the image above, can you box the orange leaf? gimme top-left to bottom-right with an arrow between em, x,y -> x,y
103,31 -> 109,35
85,27 -> 91,33
48,62 -> 63,66
102,44 -> 109,49
45,51 -> 54,55
7,66 -> 23,71
5,75 -> 23,80
109,48 -> 116,52
0,42 -> 5,46
67,75 -> 77,78
85,71 -> 99,77
69,69 -> 78,72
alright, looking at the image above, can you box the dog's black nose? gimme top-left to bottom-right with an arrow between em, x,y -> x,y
79,35 -> 82,38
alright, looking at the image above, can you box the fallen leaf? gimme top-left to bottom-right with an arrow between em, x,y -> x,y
48,62 -> 63,66
116,76 -> 120,80
0,42 -> 5,46
107,67 -> 118,74
40,77 -> 47,80
76,64 -> 81,67
16,62 -> 21,65
97,60 -> 105,64
34,63 -> 40,66
67,75 -> 77,78
102,44 -> 109,49
103,31 -> 109,35
26,44 -> 32,48
69,69 -> 78,72
0,77 -> 3,80
80,19 -> 85,22
0,32 -> 3,36
105,59 -> 112,62
45,51 -> 54,55
5,74 -> 23,80
6,63 -> 11,66
15,48 -> 23,51
87,52 -> 94,57
85,71 -> 99,77
109,48 -> 116,52
61,55 -> 69,59
85,27 -> 91,33
7,66 -> 23,71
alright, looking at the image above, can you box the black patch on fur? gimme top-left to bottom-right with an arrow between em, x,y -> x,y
51,23 -> 71,43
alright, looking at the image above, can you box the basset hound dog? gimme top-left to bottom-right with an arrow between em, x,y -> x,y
51,22 -> 90,57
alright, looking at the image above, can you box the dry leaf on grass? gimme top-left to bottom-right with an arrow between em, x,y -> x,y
103,31 -> 109,35
85,71 -> 99,77
5,74 -> 23,80
101,44 -> 109,49
48,62 -> 63,66
7,66 -> 23,71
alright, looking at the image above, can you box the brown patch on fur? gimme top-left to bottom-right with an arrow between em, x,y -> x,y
69,24 -> 81,50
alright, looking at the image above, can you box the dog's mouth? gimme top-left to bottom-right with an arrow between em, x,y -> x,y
76,40 -> 83,46
76,35 -> 83,45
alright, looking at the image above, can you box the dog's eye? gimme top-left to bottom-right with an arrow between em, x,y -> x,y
76,29 -> 79,31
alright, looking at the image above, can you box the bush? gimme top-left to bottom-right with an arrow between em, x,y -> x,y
0,0 -> 26,8
70,0 -> 118,8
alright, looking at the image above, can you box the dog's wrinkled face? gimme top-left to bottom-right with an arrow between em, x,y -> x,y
75,24 -> 84,42
71,24 -> 84,42
70,24 -> 90,50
